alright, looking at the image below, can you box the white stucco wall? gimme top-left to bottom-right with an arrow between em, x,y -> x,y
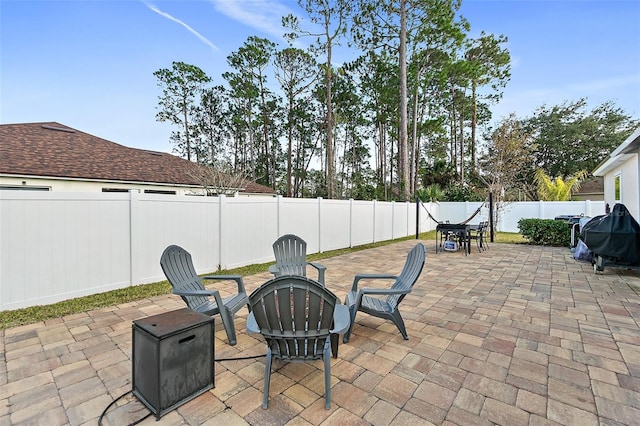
0,175 -> 214,196
616,153 -> 640,222
594,128 -> 640,222
602,153 -> 639,221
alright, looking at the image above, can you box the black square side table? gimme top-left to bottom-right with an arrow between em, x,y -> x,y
132,308 -> 214,419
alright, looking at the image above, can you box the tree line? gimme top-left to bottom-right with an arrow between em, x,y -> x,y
153,0 -> 638,203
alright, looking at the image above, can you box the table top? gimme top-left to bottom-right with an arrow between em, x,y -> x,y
436,223 -> 470,230
133,308 -> 212,338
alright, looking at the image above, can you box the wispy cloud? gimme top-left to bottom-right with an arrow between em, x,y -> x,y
142,1 -> 219,51
207,0 -> 296,41
567,74 -> 640,93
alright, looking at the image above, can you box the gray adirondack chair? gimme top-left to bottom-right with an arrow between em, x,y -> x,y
268,234 -> 342,356
268,234 -> 326,284
246,276 -> 350,410
160,245 -> 249,346
343,243 -> 426,343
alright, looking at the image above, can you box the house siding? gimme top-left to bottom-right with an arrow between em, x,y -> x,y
594,127 -> 640,222
602,153 -> 639,220
0,175 -> 206,196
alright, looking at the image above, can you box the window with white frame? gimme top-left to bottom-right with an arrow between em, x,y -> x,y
0,185 -> 50,191
614,173 -> 622,202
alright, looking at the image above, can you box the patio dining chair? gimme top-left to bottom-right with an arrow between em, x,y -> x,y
469,221 -> 488,252
160,245 -> 250,346
269,234 -> 326,284
246,275 -> 350,409
343,243 -> 426,343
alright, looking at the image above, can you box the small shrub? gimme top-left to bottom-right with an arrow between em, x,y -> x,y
518,218 -> 571,246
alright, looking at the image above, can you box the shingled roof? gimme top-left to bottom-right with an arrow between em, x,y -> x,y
0,122 -> 275,195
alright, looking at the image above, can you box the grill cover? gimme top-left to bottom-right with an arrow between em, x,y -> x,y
580,203 -> 640,266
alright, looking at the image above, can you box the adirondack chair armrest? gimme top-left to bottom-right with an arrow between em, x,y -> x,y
307,262 -> 326,283
172,288 -> 217,297
331,304 -> 350,334
358,287 -> 410,296
268,265 -> 279,276
351,273 -> 398,291
351,287 -> 410,311
246,312 -> 259,334
202,274 -> 247,294
307,261 -> 326,272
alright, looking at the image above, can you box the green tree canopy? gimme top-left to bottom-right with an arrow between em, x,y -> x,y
154,61 -> 211,162
151,5 -> 637,204
524,99 -> 638,178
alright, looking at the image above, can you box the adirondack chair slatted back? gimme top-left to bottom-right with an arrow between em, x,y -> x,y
387,243 -> 426,309
249,276 -> 337,361
272,234 -> 308,276
160,245 -> 209,309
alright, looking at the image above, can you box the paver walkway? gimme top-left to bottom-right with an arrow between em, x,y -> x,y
1,240 -> 639,425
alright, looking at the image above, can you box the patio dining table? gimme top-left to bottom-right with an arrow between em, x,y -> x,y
435,223 -> 476,255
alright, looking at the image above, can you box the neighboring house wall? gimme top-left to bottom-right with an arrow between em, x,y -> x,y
572,177 -> 604,201
0,175 -> 205,195
593,127 -> 640,221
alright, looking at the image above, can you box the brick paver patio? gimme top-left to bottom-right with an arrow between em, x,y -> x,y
1,239 -> 639,425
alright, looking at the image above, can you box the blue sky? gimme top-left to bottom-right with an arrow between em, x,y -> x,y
2,0 -> 639,154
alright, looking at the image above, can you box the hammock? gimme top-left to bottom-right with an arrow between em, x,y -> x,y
419,200 -> 486,225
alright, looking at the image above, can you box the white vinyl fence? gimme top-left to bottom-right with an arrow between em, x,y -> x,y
0,191 -> 604,310
0,192 -> 418,310
431,199 -> 605,233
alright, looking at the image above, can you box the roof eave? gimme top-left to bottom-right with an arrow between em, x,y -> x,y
592,127 -> 640,176
593,153 -> 636,176
0,173 -> 202,189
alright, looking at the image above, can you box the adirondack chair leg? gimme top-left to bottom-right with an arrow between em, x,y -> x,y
219,308 -> 237,346
342,301 -> 358,343
390,310 -> 408,340
262,348 -> 273,409
343,323 -> 354,343
330,333 -> 339,358
323,343 -> 331,410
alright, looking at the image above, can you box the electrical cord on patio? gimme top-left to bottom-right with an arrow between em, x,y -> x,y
215,353 -> 266,362
97,390 -> 152,426
97,355 -> 266,425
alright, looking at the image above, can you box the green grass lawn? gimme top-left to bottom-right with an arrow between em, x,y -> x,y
419,230 -> 525,244
0,232 -> 525,329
